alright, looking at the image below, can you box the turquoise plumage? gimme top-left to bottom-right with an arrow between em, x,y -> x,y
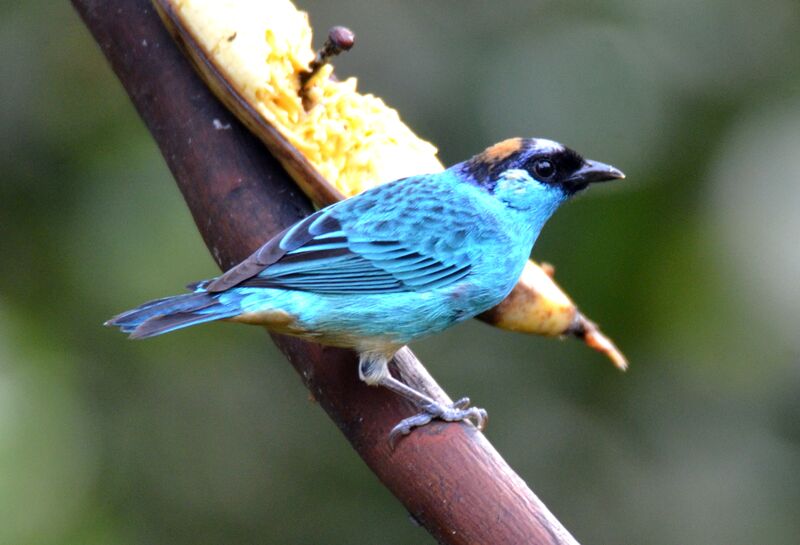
107,137 -> 624,439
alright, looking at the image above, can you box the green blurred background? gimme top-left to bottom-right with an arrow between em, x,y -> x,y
2,1 -> 800,543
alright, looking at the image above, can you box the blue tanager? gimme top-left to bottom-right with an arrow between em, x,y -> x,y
107,138 -> 624,439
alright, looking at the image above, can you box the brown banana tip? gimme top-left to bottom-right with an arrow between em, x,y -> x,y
569,314 -> 628,371
584,329 -> 628,371
327,26 -> 355,52
300,25 -> 356,90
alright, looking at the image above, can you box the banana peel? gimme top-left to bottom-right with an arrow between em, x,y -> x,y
152,0 -> 627,370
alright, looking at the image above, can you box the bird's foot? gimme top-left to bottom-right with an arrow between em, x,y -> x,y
389,397 -> 488,447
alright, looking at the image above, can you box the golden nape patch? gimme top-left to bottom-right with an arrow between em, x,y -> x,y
477,138 -> 525,165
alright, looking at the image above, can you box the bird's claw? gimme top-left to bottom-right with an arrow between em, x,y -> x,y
388,397 -> 488,448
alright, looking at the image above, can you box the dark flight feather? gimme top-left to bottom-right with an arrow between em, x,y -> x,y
204,205 -> 471,295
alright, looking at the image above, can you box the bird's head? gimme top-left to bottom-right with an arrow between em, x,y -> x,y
457,137 -> 624,216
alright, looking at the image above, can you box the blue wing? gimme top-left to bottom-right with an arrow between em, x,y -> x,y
204,205 -> 471,295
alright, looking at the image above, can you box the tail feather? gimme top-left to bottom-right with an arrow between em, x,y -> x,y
107,294 -> 201,331
106,291 -> 239,339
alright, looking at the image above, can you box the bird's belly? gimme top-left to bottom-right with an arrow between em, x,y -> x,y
301,290 -> 480,345
232,283 -> 509,347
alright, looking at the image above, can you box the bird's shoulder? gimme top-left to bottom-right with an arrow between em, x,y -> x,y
332,170 -> 501,238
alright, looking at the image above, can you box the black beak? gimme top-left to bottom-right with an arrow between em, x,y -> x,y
567,159 -> 625,186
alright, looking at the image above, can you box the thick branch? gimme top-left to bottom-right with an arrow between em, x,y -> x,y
72,2 -> 580,544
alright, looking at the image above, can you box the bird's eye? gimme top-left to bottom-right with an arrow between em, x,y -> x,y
532,159 -> 556,180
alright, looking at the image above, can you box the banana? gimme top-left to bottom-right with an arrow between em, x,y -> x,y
153,0 -> 627,369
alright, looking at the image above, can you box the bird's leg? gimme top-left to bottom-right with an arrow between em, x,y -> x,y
358,354 -> 488,445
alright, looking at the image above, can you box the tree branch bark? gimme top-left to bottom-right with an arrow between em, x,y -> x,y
71,2 -> 581,544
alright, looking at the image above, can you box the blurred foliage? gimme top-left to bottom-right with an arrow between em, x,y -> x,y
1,0 -> 800,544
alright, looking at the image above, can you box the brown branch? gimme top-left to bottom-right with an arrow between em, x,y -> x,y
71,2 -> 581,544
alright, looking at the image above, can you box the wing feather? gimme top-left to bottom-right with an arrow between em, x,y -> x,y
206,187 -> 473,295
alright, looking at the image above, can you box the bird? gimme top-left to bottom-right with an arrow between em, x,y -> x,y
106,137 -> 624,441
